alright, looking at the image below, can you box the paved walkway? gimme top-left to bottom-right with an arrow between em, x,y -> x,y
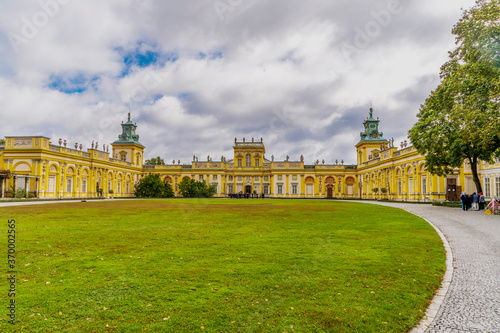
362,201 -> 500,332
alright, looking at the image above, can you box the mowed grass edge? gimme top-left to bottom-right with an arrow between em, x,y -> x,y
0,199 -> 445,332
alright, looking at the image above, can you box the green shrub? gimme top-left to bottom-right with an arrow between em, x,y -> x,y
134,174 -> 174,198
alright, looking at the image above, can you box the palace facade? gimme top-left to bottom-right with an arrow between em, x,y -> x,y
1,109 -> 499,201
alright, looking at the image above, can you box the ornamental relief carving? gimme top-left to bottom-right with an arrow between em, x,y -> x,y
14,138 -> 32,148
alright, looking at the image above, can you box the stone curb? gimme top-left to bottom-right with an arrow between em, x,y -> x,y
407,214 -> 454,333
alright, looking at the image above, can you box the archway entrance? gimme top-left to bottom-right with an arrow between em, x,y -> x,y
245,185 -> 252,194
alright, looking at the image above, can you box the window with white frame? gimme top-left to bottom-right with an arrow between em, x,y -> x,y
238,159 -> 242,167
398,179 -> 402,194
277,185 -> 283,194
292,184 -> 298,194
277,175 -> 282,180
228,184 -> 234,193
199,175 -> 204,180
263,185 -> 269,194
255,159 -> 260,167
126,182 -> 130,193
292,175 -> 297,180
48,176 -> 56,193
117,182 -> 121,193
228,176 -> 233,181
246,154 -> 251,167
264,176 -> 269,181
495,177 -> 500,197
422,176 -> 427,194
66,178 -> 73,192
108,180 -> 112,192
484,177 -> 491,197
213,175 -> 218,180
81,178 -> 87,193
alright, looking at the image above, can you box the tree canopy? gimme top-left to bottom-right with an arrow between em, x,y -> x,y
178,178 -> 217,198
134,174 -> 174,198
144,156 -> 166,166
408,0 -> 500,193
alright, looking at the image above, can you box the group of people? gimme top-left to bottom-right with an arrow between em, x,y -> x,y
460,192 -> 499,214
228,192 -> 265,199
460,192 -> 486,211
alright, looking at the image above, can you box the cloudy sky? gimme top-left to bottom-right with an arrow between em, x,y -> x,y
0,0 -> 477,164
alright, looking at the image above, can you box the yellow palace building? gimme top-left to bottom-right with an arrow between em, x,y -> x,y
0,109 -> 497,201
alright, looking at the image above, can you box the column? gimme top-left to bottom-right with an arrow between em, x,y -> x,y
35,177 -> 39,198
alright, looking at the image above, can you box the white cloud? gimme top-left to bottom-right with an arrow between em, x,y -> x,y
0,0 -> 479,164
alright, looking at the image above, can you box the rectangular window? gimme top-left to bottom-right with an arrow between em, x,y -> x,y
306,184 -> 313,195
484,177 -> 491,197
398,179 -> 402,194
246,155 -> 252,167
66,178 -> 73,192
126,182 -> 130,193
422,177 -> 427,194
238,176 -> 242,181
292,175 -> 297,180
228,176 -> 233,181
48,176 -> 56,193
255,176 -> 259,181
199,175 -> 204,180
277,185 -> 283,194
292,184 -> 298,194
121,154 -> 126,161
117,182 -> 121,193
228,184 -> 234,193
108,180 -> 112,192
81,178 -> 87,193
16,177 -> 26,190
495,177 -> 500,197
277,175 -> 282,180
238,159 -> 242,167
264,176 -> 269,181
263,185 -> 269,195
255,159 -> 260,167
213,175 -> 218,180
408,177 -> 413,194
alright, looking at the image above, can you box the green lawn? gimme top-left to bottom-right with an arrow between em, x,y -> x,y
1,199 -> 445,332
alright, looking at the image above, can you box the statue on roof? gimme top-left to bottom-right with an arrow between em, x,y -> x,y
369,108 -> 373,118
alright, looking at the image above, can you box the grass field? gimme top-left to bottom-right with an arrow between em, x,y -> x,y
0,199 -> 445,332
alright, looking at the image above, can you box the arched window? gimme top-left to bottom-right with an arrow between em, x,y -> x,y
246,154 -> 251,167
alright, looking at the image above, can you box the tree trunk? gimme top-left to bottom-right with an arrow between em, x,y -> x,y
469,156 -> 483,193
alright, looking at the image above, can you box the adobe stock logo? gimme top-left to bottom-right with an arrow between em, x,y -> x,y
7,0 -> 73,53
339,0 -> 403,62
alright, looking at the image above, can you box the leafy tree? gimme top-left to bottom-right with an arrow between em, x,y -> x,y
0,138 -> 5,145
144,156 -> 166,166
134,174 -> 174,198
409,0 -> 500,193
178,178 -> 217,198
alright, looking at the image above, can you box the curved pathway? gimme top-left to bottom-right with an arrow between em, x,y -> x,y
361,201 -> 500,332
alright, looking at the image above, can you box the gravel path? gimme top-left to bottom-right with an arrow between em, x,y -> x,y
361,201 -> 500,333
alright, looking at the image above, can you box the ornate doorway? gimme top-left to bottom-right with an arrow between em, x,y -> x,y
245,185 -> 252,194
